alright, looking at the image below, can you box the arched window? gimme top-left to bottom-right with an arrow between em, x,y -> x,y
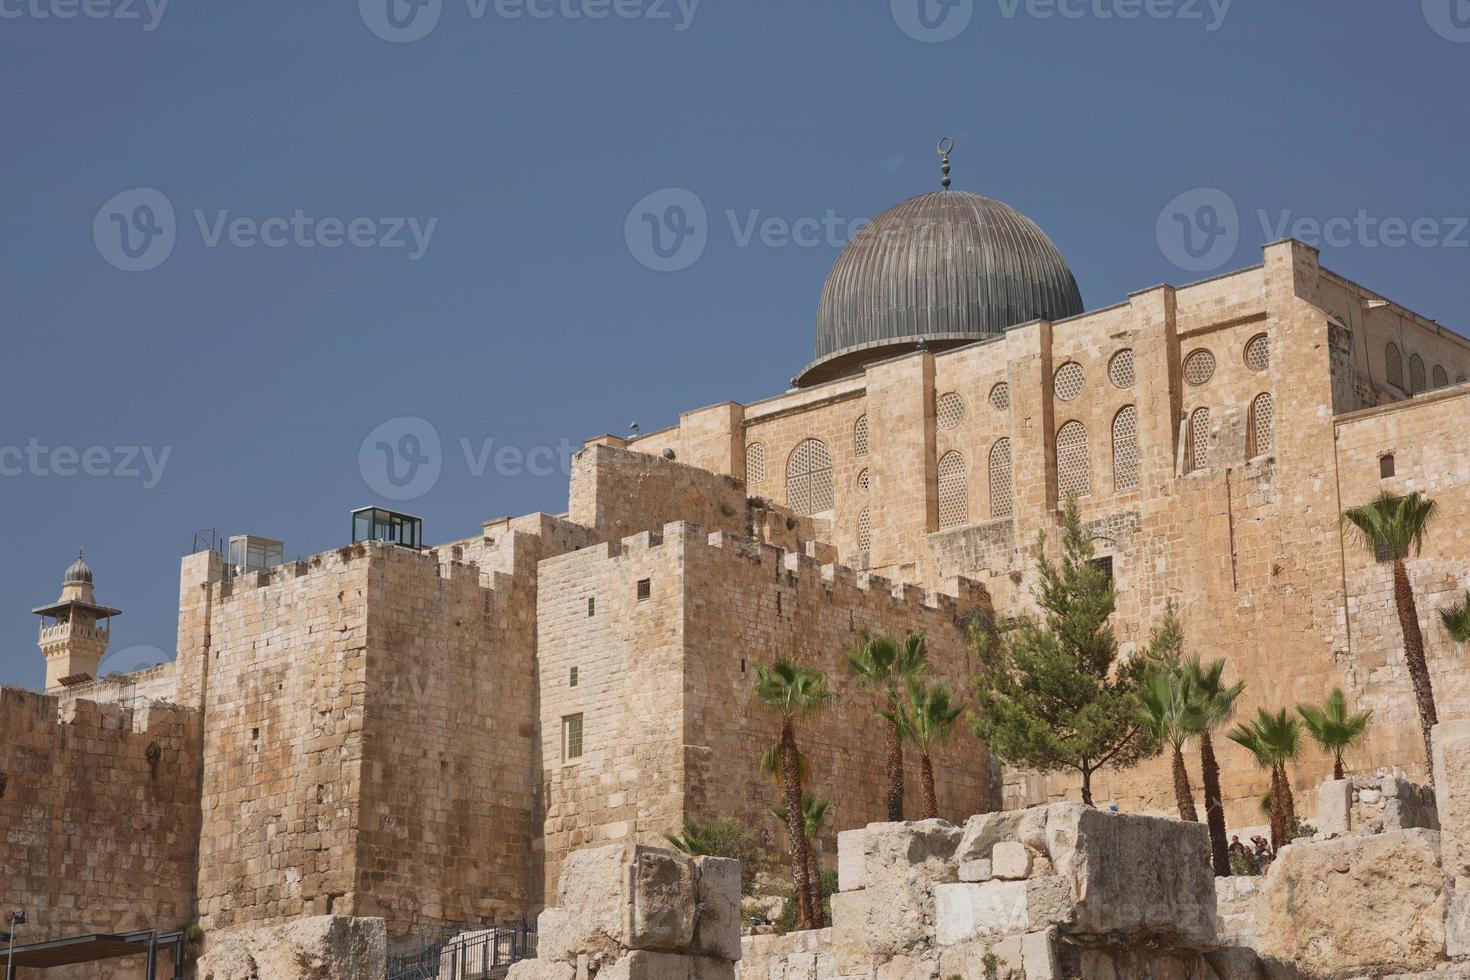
1432,365 -> 1449,389
1386,342 -> 1404,389
1187,408 -> 1211,472
937,451 -> 967,529
1247,393 -> 1274,458
786,439 -> 833,515
745,442 -> 766,484
1112,405 -> 1139,492
1409,354 -> 1426,393
989,439 -> 1013,518
1056,421 -> 1090,501
856,468 -> 869,493
853,415 -> 869,457
989,382 -> 1011,412
857,506 -> 872,555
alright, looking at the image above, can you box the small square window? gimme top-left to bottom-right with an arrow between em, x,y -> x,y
1380,454 -> 1395,479
569,666 -> 579,688
587,596 -> 596,617
562,714 -> 584,761
1090,556 -> 1114,582
636,578 -> 651,601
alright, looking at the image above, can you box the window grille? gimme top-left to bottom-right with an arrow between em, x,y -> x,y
569,666 -> 579,688
1112,405 -> 1139,491
936,393 -> 965,429
1386,343 -> 1404,388
636,578 -> 651,601
587,596 -> 595,617
562,714 -> 584,761
1056,421 -> 1090,500
989,439 -> 1013,518
1188,408 -> 1211,471
1054,362 -> 1085,401
857,506 -> 872,554
1184,349 -> 1216,386
1380,454 -> 1395,479
786,439 -> 834,515
1247,393 -> 1274,458
1409,354 -> 1426,393
989,382 -> 1011,412
745,442 -> 766,483
1432,365 -> 1449,389
1108,349 -> 1136,389
853,415 -> 869,457
1244,333 -> 1269,372
937,451 -> 967,529
856,468 -> 869,493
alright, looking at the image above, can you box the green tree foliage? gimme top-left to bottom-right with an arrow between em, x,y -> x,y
1298,688 -> 1372,781
1442,592 -> 1470,645
665,818 -> 771,896
969,498 -> 1160,805
1342,491 -> 1438,781
845,631 -> 928,821
1138,669 -> 1204,822
1229,708 -> 1302,853
1184,657 -> 1245,877
884,678 -> 964,819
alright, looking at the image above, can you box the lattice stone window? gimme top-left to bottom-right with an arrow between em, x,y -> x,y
1183,349 -> 1216,386
854,415 -> 869,457
1432,365 -> 1449,389
1245,333 -> 1269,372
1409,354 -> 1426,393
1054,362 -> 1085,401
856,468 -> 869,493
989,382 -> 1011,412
562,714 -> 584,762
1112,405 -> 1139,492
1108,349 -> 1136,389
1247,393 -> 1274,458
1056,421 -> 1090,500
1386,343 -> 1404,388
989,439 -> 1013,518
786,438 -> 834,515
857,506 -> 872,554
936,393 -> 965,430
745,442 -> 766,483
937,451 -> 968,529
1187,407 -> 1212,472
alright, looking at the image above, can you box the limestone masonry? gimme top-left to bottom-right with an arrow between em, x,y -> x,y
3,173 -> 1469,977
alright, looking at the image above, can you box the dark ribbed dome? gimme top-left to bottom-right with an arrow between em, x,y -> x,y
797,190 -> 1084,386
64,550 -> 93,585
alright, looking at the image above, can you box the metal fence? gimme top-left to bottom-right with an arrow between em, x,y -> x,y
385,922 -> 537,980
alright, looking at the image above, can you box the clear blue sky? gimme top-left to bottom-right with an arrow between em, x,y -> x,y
2,1 -> 1466,688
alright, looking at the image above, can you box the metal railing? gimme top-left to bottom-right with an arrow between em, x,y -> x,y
385,922 -> 537,980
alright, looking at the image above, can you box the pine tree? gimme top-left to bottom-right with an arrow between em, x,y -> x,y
970,499 -> 1160,805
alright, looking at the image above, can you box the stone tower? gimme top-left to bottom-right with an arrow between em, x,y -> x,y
32,550 -> 121,692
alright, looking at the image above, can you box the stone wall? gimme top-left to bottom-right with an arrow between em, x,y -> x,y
568,442 -> 750,543
535,522 -> 993,899
0,689 -> 201,961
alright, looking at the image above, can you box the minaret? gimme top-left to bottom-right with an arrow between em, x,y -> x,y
32,550 -> 122,692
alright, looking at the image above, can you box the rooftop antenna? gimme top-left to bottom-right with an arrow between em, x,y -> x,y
937,136 -> 953,190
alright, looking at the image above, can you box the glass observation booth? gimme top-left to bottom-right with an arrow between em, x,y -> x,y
350,507 -> 423,550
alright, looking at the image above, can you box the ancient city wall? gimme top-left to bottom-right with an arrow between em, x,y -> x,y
567,442 -> 749,543
0,689 -> 201,951
535,522 -> 993,898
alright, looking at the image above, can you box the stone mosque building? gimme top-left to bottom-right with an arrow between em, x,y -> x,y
4,153 -> 1470,963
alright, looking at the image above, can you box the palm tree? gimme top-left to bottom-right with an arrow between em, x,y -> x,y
1184,658 -> 1245,877
665,821 -> 714,856
845,631 -> 928,821
1138,669 -> 1204,822
1229,708 -> 1302,853
759,741 -> 811,786
772,793 -> 831,926
754,658 -> 835,930
883,678 -> 964,819
1298,688 -> 1372,780
1342,491 -> 1439,781
1442,592 -> 1470,645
